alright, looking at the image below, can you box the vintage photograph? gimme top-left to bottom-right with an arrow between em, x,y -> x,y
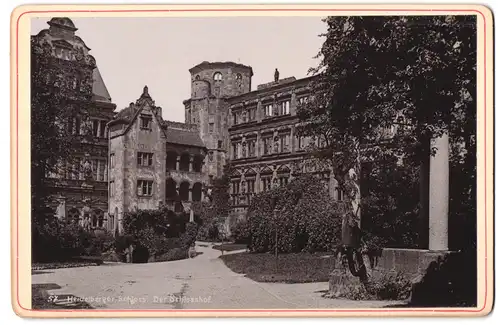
26,12 -> 480,312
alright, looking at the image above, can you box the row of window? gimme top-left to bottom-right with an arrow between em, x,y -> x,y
66,208 -> 108,229
231,97 -> 309,126
46,158 -> 108,182
110,179 -> 204,201
109,152 -> 204,172
231,134 -> 325,159
198,72 -> 242,82
67,117 -> 108,138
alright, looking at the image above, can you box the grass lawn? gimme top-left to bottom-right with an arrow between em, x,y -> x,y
220,252 -> 336,283
212,243 -> 248,252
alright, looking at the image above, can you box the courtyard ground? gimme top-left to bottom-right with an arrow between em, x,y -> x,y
31,242 -> 403,310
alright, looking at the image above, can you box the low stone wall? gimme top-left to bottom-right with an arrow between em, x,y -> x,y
373,248 -> 451,279
328,248 -> 454,300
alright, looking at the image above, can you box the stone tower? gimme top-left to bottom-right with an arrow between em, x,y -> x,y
183,61 -> 253,180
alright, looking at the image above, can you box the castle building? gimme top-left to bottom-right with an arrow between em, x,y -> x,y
108,86 -> 208,234
182,62 -> 344,225
32,17 -> 116,231
33,18 -> 340,234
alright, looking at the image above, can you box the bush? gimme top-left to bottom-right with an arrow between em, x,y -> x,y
154,247 -> 188,262
32,214 -> 111,262
246,175 -> 343,254
180,222 -> 199,247
121,207 -> 189,259
230,219 -> 250,244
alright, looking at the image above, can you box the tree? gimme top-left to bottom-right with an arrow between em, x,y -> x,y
193,163 -> 232,240
297,16 -> 476,248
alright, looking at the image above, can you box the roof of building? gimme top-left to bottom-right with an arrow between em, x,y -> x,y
166,127 -> 205,148
92,67 -> 112,102
48,17 -> 77,31
189,61 -> 254,76
110,87 -> 206,149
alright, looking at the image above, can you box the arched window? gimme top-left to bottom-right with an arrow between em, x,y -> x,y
192,155 -> 203,173
213,72 -> 222,81
165,178 -> 177,199
192,183 -> 202,202
166,151 -> 178,171
179,153 -> 190,172
179,181 -> 190,201
195,75 -> 200,80
236,73 -> 242,80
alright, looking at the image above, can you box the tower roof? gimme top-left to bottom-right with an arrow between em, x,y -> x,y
48,17 -> 77,31
189,61 -> 253,76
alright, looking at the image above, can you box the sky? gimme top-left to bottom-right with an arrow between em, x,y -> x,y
31,16 -> 326,122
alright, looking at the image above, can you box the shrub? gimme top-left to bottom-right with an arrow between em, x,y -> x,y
121,207 -> 188,259
180,222 -> 199,247
230,219 -> 250,244
246,174 -> 343,254
32,214 -> 110,262
154,247 -> 188,262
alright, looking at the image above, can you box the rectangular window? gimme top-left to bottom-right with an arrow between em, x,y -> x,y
248,140 -> 256,157
264,104 -> 273,117
99,120 -> 107,138
262,177 -> 272,191
218,140 -> 223,149
279,177 -> 289,187
91,159 -> 98,180
208,122 -> 214,133
232,113 -> 238,125
140,116 -> 152,130
137,180 -> 153,196
98,160 -> 106,181
262,137 -> 271,155
232,181 -> 240,194
247,179 -> 255,193
249,107 -> 256,121
280,101 -> 290,115
279,133 -> 290,152
109,181 -> 115,197
92,119 -> 99,137
137,152 -> 153,167
232,143 -> 239,159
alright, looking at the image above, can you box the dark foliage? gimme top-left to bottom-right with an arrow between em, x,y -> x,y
246,174 -> 343,253
32,212 -> 113,263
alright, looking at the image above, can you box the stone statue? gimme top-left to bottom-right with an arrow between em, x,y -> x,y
241,180 -> 247,194
242,109 -> 248,123
274,136 -> 280,153
82,158 -> 93,181
242,142 -> 247,157
274,68 -> 279,82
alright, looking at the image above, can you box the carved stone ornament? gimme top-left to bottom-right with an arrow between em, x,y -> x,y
75,47 -> 84,61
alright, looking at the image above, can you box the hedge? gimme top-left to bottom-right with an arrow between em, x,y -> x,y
246,174 -> 344,254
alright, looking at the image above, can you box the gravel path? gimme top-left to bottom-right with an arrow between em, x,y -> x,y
32,242 -> 401,309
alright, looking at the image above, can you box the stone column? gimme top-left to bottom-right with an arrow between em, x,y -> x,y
188,186 -> 193,201
428,132 -> 449,251
189,209 -> 194,223
189,157 -> 193,172
176,156 -> 180,171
